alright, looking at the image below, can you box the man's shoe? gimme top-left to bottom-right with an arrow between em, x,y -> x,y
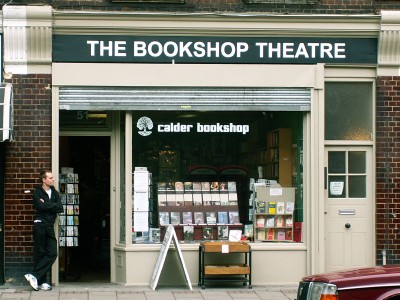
39,283 -> 52,291
24,274 -> 39,291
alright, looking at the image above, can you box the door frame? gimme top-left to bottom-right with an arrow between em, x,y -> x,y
324,145 -> 375,271
54,132 -> 114,285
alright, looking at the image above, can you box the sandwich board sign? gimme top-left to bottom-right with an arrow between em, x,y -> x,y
150,225 -> 192,291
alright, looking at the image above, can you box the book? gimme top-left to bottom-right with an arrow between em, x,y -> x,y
217,211 -> 229,224
67,216 -> 74,225
74,184 -> 79,194
182,211 -> 193,224
276,215 -> 284,227
218,225 -> 229,240
268,202 -> 277,214
266,216 -> 275,228
192,193 -> 203,206
257,228 -> 266,240
201,182 -> 212,205
228,181 -> 237,191
194,212 -> 205,224
256,215 -> 266,227
170,212 -> 180,225
193,182 -> 202,192
184,182 -> 193,206
183,225 -> 194,242
210,182 -> 220,205
219,185 -> 229,205
256,201 -> 266,213
228,191 -> 238,205
175,181 -> 184,206
159,212 -> 170,226
175,192 -> 184,207
60,183 -> 66,194
285,215 -> 293,227
229,211 -> 240,224
286,229 -> 293,241
206,212 -> 217,224
244,224 -> 254,239
175,181 -> 184,192
267,228 -> 275,240
166,182 -> 176,206
286,201 -> 295,214
166,192 -> 176,206
277,202 -> 285,214
66,205 -> 74,215
149,228 -> 161,243
202,226 -> 213,240
184,181 -> 193,192
158,192 -> 167,206
67,194 -> 75,204
276,228 -> 286,241
219,192 -> 229,205
66,226 -> 74,236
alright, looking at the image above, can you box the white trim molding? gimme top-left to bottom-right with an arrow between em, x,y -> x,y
3,5 -> 52,75
378,10 -> 400,76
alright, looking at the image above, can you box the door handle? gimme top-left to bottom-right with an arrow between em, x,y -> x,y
345,223 -> 351,229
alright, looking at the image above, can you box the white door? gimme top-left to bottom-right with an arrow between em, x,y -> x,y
324,146 -> 374,272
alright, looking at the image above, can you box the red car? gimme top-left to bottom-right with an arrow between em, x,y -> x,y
296,265 -> 400,300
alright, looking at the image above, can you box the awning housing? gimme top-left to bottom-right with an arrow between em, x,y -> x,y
59,87 -> 311,112
0,83 -> 13,142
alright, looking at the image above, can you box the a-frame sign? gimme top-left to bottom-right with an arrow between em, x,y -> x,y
150,225 -> 192,291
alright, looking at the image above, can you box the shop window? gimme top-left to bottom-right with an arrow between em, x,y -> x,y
325,82 -> 373,141
130,111 -> 304,244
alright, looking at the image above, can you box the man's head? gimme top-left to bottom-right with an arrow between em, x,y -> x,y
40,170 -> 54,188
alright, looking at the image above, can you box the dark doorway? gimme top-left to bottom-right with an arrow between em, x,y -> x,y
59,136 -> 110,282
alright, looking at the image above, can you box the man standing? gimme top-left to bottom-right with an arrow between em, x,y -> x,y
25,170 -> 63,291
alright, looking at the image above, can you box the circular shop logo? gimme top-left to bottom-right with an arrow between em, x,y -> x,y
137,116 -> 153,136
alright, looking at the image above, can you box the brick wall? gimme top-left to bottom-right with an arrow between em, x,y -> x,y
46,0 -> 398,14
376,76 -> 400,265
4,74 -> 52,283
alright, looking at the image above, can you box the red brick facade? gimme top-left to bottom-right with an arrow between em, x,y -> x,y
4,74 -> 52,281
376,76 -> 400,265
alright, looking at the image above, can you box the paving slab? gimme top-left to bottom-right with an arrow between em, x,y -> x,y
0,292 -> 31,300
59,291 -> 88,300
117,292 -> 147,300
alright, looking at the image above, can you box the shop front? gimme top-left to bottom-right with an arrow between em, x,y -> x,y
51,12 -> 377,286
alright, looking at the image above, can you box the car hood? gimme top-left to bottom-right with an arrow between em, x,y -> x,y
301,265 -> 400,289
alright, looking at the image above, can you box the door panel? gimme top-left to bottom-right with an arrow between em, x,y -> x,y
324,147 -> 373,272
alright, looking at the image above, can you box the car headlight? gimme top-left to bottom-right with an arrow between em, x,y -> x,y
297,282 -> 338,300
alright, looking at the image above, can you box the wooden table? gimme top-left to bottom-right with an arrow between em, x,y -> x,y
198,241 -> 252,289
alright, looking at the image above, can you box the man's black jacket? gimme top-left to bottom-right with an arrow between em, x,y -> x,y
32,185 -> 63,225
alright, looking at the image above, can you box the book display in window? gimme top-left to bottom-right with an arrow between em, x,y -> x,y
253,185 -> 295,242
157,181 -> 242,241
59,169 -> 79,247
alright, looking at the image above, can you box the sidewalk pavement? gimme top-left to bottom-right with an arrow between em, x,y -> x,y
0,283 -> 298,300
